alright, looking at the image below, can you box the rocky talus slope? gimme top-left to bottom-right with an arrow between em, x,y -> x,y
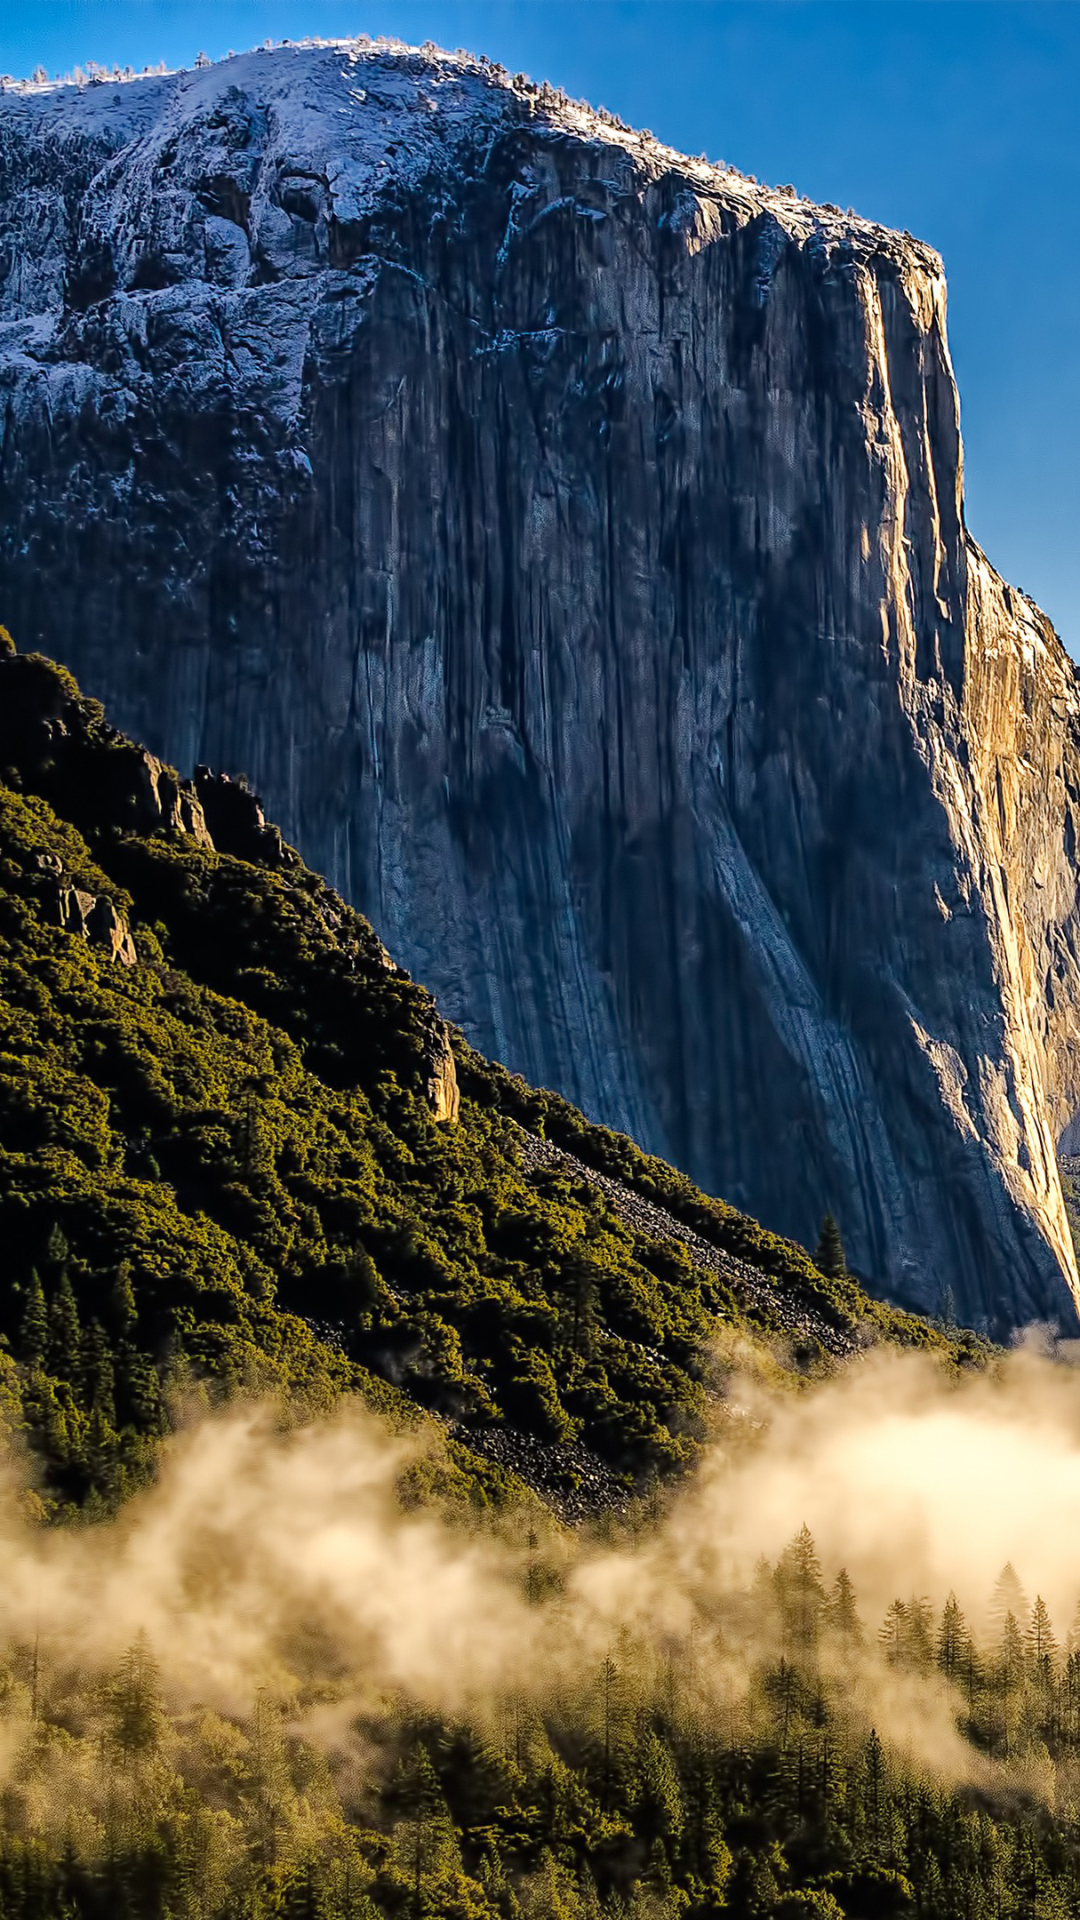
2,41 -> 1080,1330
513,1128 -> 857,1359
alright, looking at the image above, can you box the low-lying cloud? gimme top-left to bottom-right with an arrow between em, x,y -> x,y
2,1343 -> 1080,1790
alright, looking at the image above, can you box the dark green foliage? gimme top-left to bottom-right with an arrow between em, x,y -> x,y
0,647 -> 1019,1919
0,649 -> 972,1516
0,1546 -> 1075,1918
813,1214 -> 846,1283
18,1268 -> 47,1365
459,1054 -> 981,1360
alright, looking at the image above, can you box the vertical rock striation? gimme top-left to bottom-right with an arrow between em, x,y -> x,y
1,41 -> 1079,1329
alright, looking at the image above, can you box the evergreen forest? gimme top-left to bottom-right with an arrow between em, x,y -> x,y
0,638 -> 1074,1919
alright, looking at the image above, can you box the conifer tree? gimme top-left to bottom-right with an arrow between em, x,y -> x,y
85,1404 -> 118,1504
935,1285 -> 957,1330
829,1569 -> 863,1645
634,1729 -> 684,1846
108,1634 -> 164,1769
682,1752 -> 731,1894
18,1269 -> 47,1368
990,1563 -> 1028,1633
394,1743 -> 460,1917
879,1601 -> 907,1667
109,1332 -> 158,1434
903,1596 -> 935,1670
813,1215 -> 846,1281
598,1656 -> 620,1809
997,1611 -> 1026,1758
999,1609 -> 1026,1681
862,1730 -> 887,1845
110,1261 -> 137,1339
1065,1647 -> 1080,1739
751,1555 -> 780,1645
777,1526 -> 826,1653
80,1319 -> 116,1424
26,1373 -> 72,1476
250,1688 -> 290,1869
44,1223 -> 70,1281
47,1270 -> 81,1382
937,1594 -> 970,1680
281,1864 -> 320,1918
1027,1596 -> 1058,1687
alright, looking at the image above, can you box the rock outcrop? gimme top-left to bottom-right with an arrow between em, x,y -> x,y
422,1023 -> 460,1126
193,768 -> 299,869
50,884 -> 138,965
0,646 -> 461,1125
29,849 -> 137,963
1,41 -> 1079,1329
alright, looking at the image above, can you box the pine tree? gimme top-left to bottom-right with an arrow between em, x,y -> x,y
116,1345 -> 165,1435
879,1601 -> 908,1667
682,1752 -> 731,1894
750,1555 -> 780,1645
18,1269 -> 48,1368
776,1526 -> 826,1653
80,1319 -> 116,1424
936,1284 -> 957,1330
999,1610 -> 1026,1681
85,1404 -> 118,1505
990,1563 -> 1028,1633
1027,1596 -> 1058,1687
251,1689 -> 290,1869
863,1730 -> 887,1845
829,1569 -> 863,1645
634,1729 -> 684,1846
24,1373 -> 73,1477
47,1271 -> 81,1382
937,1594 -> 970,1680
814,1214 -> 846,1280
394,1743 -> 460,1918
1065,1648 -> 1080,1739
599,1656 -> 620,1809
108,1634 -> 164,1768
958,1634 -> 984,1728
44,1223 -> 69,1278
110,1262 -> 137,1339
997,1611 -> 1026,1758
904,1596 -> 935,1670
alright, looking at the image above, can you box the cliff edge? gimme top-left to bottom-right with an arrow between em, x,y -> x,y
1,39 -> 1079,1330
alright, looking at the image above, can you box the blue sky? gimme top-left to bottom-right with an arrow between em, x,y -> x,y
3,1 -> 1077,649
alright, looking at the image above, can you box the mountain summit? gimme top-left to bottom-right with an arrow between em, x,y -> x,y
2,39 -> 1079,1331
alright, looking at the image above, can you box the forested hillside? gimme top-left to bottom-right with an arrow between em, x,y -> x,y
0,638 -> 959,1520
4,637 -> 1075,1920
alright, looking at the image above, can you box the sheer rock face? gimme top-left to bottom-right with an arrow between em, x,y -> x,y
2,42 -> 1080,1330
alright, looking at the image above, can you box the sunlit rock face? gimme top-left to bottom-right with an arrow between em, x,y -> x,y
2,40 -> 1080,1332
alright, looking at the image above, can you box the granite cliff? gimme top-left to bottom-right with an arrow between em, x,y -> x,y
1,39 -> 1079,1331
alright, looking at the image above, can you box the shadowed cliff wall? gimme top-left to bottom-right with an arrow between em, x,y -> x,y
2,42 -> 1079,1330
